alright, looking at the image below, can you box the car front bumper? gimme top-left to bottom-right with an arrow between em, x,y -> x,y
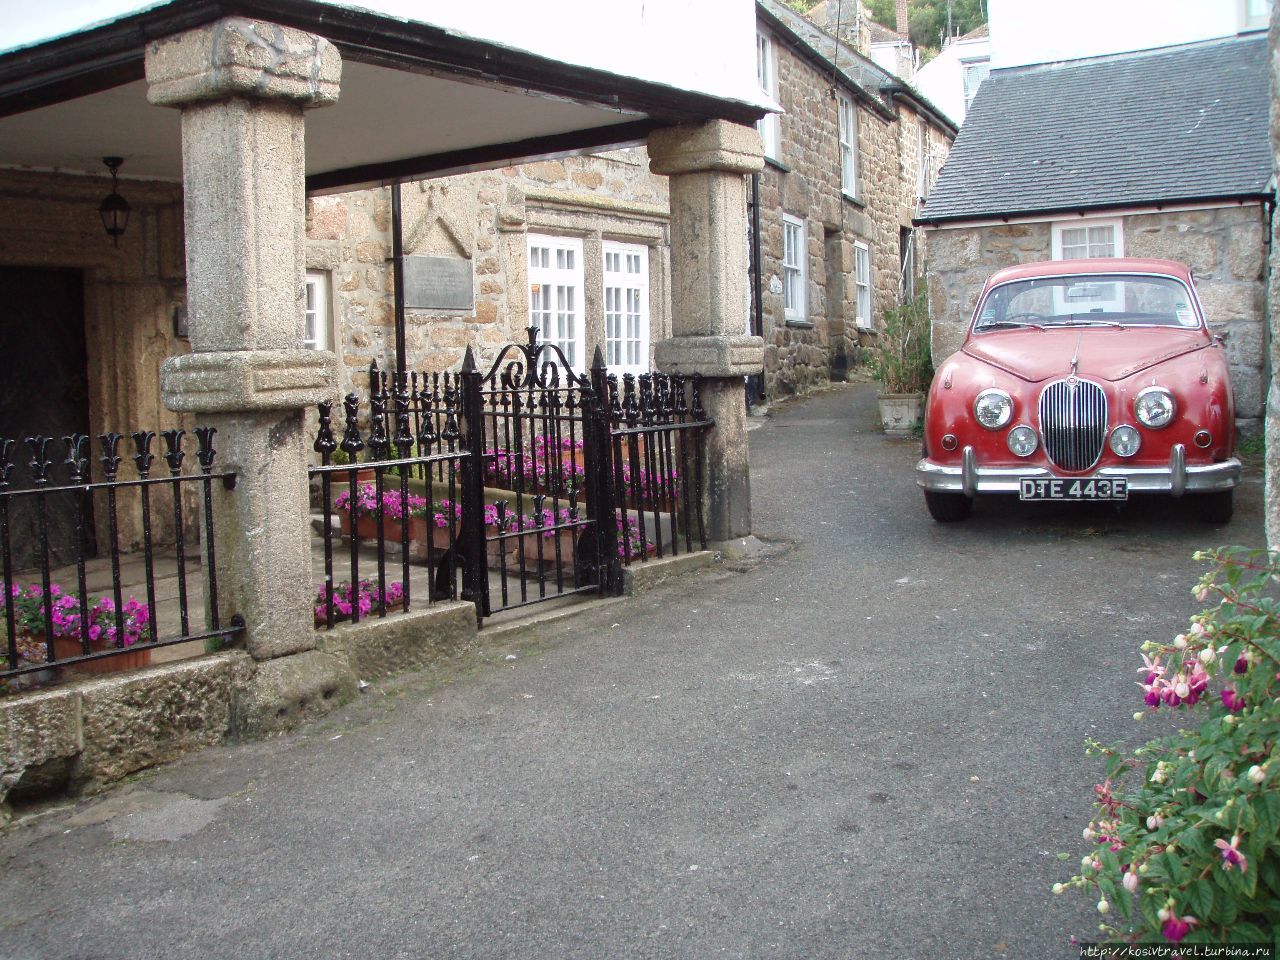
916,444 -> 1241,498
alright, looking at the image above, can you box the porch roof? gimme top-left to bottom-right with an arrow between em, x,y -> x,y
0,0 -> 772,194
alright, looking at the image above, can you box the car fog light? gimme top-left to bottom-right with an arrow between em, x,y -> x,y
1194,431 -> 1212,449
1110,424 -> 1141,458
1135,387 -> 1176,428
941,434 -> 958,451
1007,425 -> 1038,457
974,389 -> 1013,430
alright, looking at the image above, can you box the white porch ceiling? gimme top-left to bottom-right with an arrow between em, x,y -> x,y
0,61 -> 645,185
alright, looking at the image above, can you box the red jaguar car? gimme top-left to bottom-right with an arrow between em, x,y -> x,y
916,258 -> 1240,523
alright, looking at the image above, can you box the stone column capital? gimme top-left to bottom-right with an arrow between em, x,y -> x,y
654,335 -> 765,378
648,121 -> 764,176
161,349 -> 338,412
146,18 -> 341,108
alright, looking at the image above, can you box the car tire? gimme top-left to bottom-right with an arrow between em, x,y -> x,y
924,490 -> 973,522
1196,490 -> 1233,525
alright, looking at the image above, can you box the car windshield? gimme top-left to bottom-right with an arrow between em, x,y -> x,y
972,275 -> 1201,331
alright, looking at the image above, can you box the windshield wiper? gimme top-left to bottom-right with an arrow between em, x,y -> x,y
979,320 -> 1044,330
1054,317 -> 1123,328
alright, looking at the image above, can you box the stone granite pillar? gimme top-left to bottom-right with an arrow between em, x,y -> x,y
649,122 -> 765,542
146,20 -> 340,660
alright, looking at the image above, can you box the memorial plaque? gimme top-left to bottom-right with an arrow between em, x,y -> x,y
402,255 -> 474,311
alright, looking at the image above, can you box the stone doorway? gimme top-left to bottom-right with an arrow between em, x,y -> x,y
0,266 -> 95,569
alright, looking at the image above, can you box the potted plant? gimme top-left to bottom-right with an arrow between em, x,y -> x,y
1,582 -> 153,675
870,286 -> 934,437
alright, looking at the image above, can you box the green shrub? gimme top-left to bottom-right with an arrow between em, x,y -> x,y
870,287 -> 933,394
1060,546 -> 1280,945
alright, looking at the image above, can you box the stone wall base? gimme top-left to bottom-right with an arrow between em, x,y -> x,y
622,551 -> 715,594
0,653 -> 252,822
314,601 -> 477,681
0,602 -> 479,821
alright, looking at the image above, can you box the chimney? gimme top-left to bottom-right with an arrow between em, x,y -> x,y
896,0 -> 909,36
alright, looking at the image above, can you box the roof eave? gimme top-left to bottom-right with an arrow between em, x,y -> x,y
756,2 -> 898,123
914,192 -> 1274,228
880,80 -> 959,137
0,0 -> 769,127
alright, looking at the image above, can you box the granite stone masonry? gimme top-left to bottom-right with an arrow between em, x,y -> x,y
758,0 -> 954,400
306,149 -> 671,395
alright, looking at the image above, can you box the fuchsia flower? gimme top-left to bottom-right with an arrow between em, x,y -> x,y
1161,915 -> 1196,942
1214,835 -> 1248,873
1220,686 -> 1245,712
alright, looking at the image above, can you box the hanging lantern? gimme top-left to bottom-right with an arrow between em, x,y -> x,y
98,156 -> 131,248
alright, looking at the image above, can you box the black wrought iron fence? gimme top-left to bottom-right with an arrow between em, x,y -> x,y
1,428 -> 242,690
310,375 -> 467,629
310,328 -> 714,629
601,369 -> 710,564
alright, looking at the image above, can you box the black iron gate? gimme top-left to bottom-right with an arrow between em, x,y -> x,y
312,328 -> 714,629
458,331 -> 619,620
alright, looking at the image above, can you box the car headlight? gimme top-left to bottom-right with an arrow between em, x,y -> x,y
1110,424 -> 1141,458
974,389 -> 1013,430
1135,387 -> 1176,428
1007,425 -> 1038,457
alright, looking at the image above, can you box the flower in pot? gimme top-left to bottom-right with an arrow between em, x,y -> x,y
2,582 -> 153,673
870,286 -> 933,437
313,578 -> 405,625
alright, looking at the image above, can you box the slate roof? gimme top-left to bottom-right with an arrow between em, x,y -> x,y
917,33 -> 1272,224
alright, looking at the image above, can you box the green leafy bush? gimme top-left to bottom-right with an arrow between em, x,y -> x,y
1060,547 -> 1280,945
870,287 -> 933,395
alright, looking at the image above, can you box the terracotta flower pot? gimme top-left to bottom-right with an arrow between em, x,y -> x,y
50,635 -> 152,674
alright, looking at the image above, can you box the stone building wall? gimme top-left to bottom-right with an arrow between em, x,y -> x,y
306,148 -> 670,398
0,168 -> 191,549
756,33 -> 951,399
925,203 -> 1269,432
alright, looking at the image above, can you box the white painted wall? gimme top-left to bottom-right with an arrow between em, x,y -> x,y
0,0 -> 767,108
913,33 -> 990,125
988,0 -> 1257,67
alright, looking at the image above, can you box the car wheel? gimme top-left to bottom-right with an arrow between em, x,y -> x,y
1196,490 -> 1233,525
924,490 -> 973,522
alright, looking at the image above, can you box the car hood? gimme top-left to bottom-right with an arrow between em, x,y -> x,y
961,327 -> 1210,383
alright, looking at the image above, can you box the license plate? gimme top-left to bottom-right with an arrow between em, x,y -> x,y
1019,477 -> 1128,501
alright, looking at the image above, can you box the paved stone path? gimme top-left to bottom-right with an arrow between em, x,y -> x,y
0,381 -> 1265,959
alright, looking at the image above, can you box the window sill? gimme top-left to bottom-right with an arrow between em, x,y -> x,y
842,192 -> 865,208
855,324 -> 876,334
785,320 -> 815,329
764,156 -> 791,173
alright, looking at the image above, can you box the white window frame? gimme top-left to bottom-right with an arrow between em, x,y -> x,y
602,241 -> 650,375
303,270 -> 332,351
1050,218 -> 1125,313
916,122 -> 928,200
782,214 -> 807,324
1241,0 -> 1271,29
837,92 -> 858,200
527,234 -> 585,371
756,30 -> 780,161
961,58 -> 990,110
854,241 -> 872,330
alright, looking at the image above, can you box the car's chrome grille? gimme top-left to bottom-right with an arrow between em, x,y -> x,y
1038,379 -> 1108,471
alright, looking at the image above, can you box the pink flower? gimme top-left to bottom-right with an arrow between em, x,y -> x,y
1161,915 -> 1196,942
1214,835 -> 1248,873
1221,686 -> 1245,712
1122,870 -> 1139,893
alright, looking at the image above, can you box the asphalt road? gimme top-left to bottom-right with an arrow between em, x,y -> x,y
0,381 -> 1265,960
